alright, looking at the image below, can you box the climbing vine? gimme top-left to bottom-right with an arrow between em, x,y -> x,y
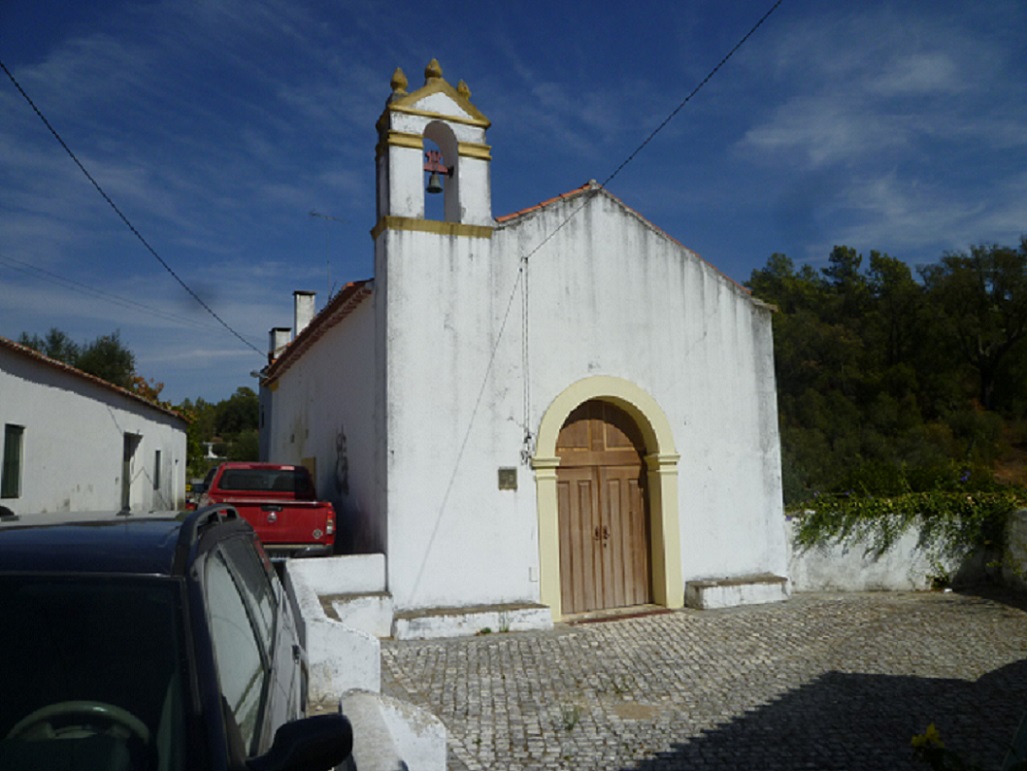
790,489 -> 1025,565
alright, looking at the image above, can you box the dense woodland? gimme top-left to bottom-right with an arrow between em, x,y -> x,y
746,238 -> 1027,506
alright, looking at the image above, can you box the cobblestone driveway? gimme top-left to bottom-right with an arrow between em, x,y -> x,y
381,591 -> 1027,770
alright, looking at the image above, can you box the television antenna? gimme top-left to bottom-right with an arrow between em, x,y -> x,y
309,210 -> 346,298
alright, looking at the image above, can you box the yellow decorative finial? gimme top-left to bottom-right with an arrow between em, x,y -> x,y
390,67 -> 408,95
424,58 -> 442,82
457,80 -> 471,100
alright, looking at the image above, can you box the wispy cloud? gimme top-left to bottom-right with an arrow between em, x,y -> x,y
725,2 -> 1027,266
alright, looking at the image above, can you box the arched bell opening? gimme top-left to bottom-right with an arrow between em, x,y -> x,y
423,120 -> 460,223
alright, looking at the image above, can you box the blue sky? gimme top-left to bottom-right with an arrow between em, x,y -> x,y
2,0 -> 1025,403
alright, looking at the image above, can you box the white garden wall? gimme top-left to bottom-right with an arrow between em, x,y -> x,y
787,512 -> 1027,592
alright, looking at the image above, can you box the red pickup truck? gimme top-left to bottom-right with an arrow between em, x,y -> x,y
197,462 -> 335,559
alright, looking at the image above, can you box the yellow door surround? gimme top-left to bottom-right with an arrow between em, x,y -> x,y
532,376 -> 683,620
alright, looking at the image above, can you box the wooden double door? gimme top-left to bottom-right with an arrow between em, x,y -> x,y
556,400 -> 652,614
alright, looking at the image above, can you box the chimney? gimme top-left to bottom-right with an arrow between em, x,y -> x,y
269,327 -> 291,361
293,291 -> 316,337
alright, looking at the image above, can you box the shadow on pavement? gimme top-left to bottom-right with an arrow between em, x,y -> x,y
961,584 -> 1027,614
627,659 -> 1027,771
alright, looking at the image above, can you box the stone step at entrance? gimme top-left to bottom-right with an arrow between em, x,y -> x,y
392,602 -> 554,640
685,573 -> 790,610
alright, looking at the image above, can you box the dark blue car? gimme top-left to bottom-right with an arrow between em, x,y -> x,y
0,506 -> 352,770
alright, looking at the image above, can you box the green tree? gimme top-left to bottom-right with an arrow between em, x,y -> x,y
866,251 -> 924,368
748,240 -> 1027,503
19,328 -> 143,394
920,239 -> 1027,410
75,331 -> 136,389
178,398 -> 218,479
18,327 -> 80,364
179,388 -> 260,476
228,429 -> 260,461
215,387 -> 259,435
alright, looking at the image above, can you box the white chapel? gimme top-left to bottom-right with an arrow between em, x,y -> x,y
263,59 -> 789,632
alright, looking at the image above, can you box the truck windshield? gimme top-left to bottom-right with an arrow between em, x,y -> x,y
218,468 -> 313,495
0,576 -> 188,771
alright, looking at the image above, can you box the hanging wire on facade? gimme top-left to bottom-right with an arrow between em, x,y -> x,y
520,255 -> 535,465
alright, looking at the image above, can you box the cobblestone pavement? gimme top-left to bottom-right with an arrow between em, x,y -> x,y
380,590 -> 1027,771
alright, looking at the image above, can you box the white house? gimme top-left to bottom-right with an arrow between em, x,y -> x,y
0,336 -> 187,514
264,60 -> 788,628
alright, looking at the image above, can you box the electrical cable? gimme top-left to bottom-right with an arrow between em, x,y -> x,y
601,0 -> 784,190
0,252 -> 235,336
0,57 -> 264,357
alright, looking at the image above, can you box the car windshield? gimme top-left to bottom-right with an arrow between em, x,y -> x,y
0,575 -> 188,771
217,468 -> 313,495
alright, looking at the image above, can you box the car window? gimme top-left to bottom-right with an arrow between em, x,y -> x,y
216,468 -> 314,496
205,551 -> 267,755
220,536 -> 276,651
0,576 -> 187,771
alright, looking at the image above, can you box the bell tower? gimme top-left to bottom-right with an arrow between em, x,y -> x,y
373,58 -> 493,233
370,61 -> 499,611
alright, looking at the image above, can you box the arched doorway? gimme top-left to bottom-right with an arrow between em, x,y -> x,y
556,400 -> 651,614
533,375 -> 683,621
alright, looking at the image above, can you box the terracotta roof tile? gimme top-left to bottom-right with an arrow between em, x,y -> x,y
494,182 -> 595,223
0,336 -> 187,422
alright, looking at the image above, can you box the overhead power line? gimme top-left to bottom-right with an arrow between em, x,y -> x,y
0,252 -> 239,336
601,0 -> 784,189
0,57 -> 264,357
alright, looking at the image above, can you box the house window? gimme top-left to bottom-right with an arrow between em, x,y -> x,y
154,449 -> 162,490
2,425 -> 25,499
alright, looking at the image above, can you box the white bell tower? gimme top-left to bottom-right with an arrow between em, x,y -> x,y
369,61 -> 500,613
373,58 -> 493,232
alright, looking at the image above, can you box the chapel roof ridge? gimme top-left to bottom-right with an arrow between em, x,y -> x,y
495,181 -> 751,296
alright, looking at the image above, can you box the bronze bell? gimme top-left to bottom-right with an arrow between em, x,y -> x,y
426,171 -> 444,194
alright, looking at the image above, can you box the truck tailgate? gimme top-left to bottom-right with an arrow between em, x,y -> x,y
228,499 -> 333,548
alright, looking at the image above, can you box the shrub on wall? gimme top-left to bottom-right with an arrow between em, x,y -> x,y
790,489 -> 1026,583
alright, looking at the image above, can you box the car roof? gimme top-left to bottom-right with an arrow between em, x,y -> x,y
0,508 -> 246,576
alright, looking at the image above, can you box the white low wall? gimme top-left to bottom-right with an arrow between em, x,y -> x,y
787,518 -> 994,592
284,557 -> 383,705
342,689 -> 447,771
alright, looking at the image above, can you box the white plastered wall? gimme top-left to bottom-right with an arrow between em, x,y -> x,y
0,349 -> 186,514
378,189 -> 786,611
265,298 -> 380,553
508,192 -> 787,585
376,226 -> 538,610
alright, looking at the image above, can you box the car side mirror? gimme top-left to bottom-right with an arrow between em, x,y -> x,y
246,714 -> 352,771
